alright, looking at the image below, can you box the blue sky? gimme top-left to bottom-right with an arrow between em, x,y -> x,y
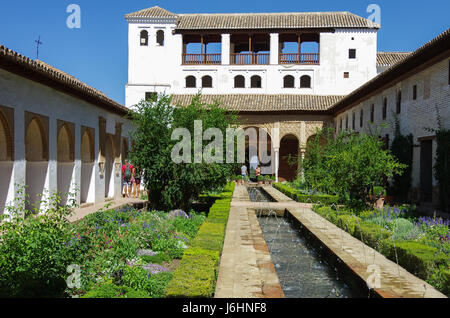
0,0 -> 449,105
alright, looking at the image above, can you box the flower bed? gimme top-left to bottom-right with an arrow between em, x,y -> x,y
165,183 -> 235,298
72,205 -> 207,298
274,182 -> 339,205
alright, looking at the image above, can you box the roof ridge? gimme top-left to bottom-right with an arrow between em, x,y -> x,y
0,44 -> 127,114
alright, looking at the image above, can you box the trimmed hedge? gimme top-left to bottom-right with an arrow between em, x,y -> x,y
165,183 -> 235,298
274,183 -> 339,205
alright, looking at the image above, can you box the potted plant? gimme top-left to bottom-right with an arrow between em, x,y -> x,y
270,175 -> 276,186
263,175 -> 271,186
257,175 -> 264,186
234,175 -> 241,185
249,168 -> 256,182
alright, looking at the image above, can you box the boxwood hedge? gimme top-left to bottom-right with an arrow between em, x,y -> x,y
165,183 -> 235,298
274,183 -> 339,205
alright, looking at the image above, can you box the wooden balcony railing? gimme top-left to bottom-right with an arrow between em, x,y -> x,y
230,53 -> 270,65
182,54 -> 222,65
279,53 -> 320,65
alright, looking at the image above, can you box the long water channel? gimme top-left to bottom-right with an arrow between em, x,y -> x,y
248,187 -> 361,298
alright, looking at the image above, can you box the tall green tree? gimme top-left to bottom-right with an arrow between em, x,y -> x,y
302,128 -> 406,208
127,94 -> 238,211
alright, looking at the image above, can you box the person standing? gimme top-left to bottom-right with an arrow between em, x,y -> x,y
241,164 -> 248,181
122,161 -> 133,198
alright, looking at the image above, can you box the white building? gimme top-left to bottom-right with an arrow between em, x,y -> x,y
125,6 -> 383,107
0,46 -> 134,214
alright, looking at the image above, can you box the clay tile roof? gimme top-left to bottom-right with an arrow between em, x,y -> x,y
125,6 -> 178,19
377,52 -> 411,66
171,94 -> 345,112
0,44 -> 129,116
176,12 -> 380,30
125,7 -> 380,30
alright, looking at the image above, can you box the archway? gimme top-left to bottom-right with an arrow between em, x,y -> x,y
0,110 -> 13,213
25,117 -> 48,211
243,126 -> 273,178
279,134 -> 299,181
57,124 -> 75,206
81,129 -> 94,204
104,135 -> 115,198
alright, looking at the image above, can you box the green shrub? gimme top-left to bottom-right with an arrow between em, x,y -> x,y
0,192 -> 78,298
391,218 -> 422,241
353,222 -> 391,247
380,240 -> 447,280
82,280 -> 151,298
165,254 -> 217,298
337,215 -> 360,235
165,184 -> 233,298
122,266 -> 173,298
192,222 -> 226,251
274,183 -> 339,204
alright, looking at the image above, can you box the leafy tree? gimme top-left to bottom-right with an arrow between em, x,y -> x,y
127,94 -> 239,210
302,128 -> 406,208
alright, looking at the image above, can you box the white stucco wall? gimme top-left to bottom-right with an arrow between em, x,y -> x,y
0,68 -> 135,214
125,19 -> 378,108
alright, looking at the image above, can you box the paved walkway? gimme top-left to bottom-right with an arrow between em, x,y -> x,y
215,185 -> 285,298
69,197 -> 147,222
215,185 -> 447,298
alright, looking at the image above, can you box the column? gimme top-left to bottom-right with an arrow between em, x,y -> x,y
11,107 -> 26,216
270,33 -> 279,65
73,124 -> 82,205
274,148 -> 280,182
95,116 -> 106,203
221,34 -> 230,65
299,148 -> 306,182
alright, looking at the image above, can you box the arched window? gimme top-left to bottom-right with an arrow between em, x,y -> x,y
283,75 -> 295,88
234,75 -> 245,88
202,76 -> 213,88
300,75 -> 311,88
250,75 -> 262,88
140,30 -> 148,46
186,76 -> 196,88
156,30 -> 165,46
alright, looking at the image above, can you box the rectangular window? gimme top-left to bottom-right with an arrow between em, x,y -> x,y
344,72 -> 350,78
396,91 -> 402,114
413,85 -> 417,100
346,115 -> 348,130
349,49 -> 356,59
352,112 -> 356,130
370,104 -> 374,123
383,98 -> 387,120
340,118 -> 343,131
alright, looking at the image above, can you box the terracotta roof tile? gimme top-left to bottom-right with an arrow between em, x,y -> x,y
171,94 -> 345,112
0,45 -> 128,115
125,7 -> 380,30
377,52 -> 411,66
